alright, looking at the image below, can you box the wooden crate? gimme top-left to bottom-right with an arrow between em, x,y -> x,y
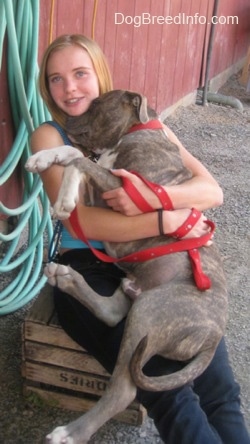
22,285 -> 146,425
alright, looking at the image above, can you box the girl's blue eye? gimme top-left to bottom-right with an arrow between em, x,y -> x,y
50,76 -> 61,83
76,70 -> 86,78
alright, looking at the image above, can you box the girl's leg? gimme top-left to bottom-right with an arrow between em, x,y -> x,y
139,341 -> 249,443
137,356 -> 222,444
193,338 -> 250,444
54,249 -> 125,373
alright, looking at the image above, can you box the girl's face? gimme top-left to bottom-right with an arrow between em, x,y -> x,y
46,45 -> 100,116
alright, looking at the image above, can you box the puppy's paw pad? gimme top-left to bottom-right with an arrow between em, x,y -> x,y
46,425 -> 74,444
53,197 -> 78,220
122,278 -> 141,300
44,262 -> 58,276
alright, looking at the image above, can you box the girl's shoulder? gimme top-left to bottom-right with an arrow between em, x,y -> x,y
30,122 -> 66,152
31,121 -> 61,137
30,121 -> 72,151
44,121 -> 72,145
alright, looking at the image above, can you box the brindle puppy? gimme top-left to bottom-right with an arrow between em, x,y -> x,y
26,90 -> 227,444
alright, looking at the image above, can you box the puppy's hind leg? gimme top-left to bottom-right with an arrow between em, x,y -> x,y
45,263 -> 131,326
46,363 -> 137,443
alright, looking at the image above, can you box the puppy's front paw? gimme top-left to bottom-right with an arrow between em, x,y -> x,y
25,146 -> 83,173
53,164 -> 82,219
53,196 -> 78,220
25,151 -> 54,173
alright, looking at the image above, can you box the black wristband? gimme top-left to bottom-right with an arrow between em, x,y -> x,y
157,209 -> 164,236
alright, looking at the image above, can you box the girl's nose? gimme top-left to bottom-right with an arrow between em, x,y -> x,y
64,78 -> 76,93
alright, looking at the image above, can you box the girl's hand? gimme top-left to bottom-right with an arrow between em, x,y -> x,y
102,169 -> 161,215
102,169 -> 212,245
164,209 -> 213,245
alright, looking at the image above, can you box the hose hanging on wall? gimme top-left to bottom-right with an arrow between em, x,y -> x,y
0,0 -> 52,315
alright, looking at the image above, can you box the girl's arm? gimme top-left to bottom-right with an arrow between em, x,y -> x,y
30,124 -> 210,241
102,124 -> 223,215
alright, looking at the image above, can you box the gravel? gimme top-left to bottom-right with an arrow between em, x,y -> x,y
0,73 -> 249,443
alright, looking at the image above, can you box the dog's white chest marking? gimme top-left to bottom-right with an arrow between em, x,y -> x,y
97,149 -> 118,169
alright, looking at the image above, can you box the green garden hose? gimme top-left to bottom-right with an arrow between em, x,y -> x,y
0,0 -> 53,314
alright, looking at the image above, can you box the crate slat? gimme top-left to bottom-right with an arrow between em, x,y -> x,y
24,341 -> 108,376
23,320 -> 83,350
23,361 -> 109,396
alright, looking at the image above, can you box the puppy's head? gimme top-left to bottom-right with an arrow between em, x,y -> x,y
66,90 -> 156,150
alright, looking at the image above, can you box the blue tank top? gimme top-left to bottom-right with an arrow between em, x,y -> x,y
60,225 -> 104,249
46,121 -> 104,250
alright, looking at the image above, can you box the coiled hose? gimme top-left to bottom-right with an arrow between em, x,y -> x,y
0,0 -> 53,315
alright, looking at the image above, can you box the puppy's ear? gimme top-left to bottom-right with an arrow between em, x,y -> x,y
132,94 -> 149,123
66,115 -> 89,136
66,115 -> 82,135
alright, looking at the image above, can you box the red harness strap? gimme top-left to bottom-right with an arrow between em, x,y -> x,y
168,208 -> 201,238
128,119 -> 163,133
69,207 -> 215,290
124,120 -> 174,212
122,171 -> 174,212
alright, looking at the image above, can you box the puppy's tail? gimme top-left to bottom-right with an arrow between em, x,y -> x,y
130,335 -> 216,391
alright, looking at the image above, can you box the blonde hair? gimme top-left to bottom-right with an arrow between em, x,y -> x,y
39,34 -> 113,128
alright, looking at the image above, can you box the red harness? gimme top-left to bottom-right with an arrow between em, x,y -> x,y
127,119 -> 163,133
122,120 -> 174,212
69,120 -> 215,291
